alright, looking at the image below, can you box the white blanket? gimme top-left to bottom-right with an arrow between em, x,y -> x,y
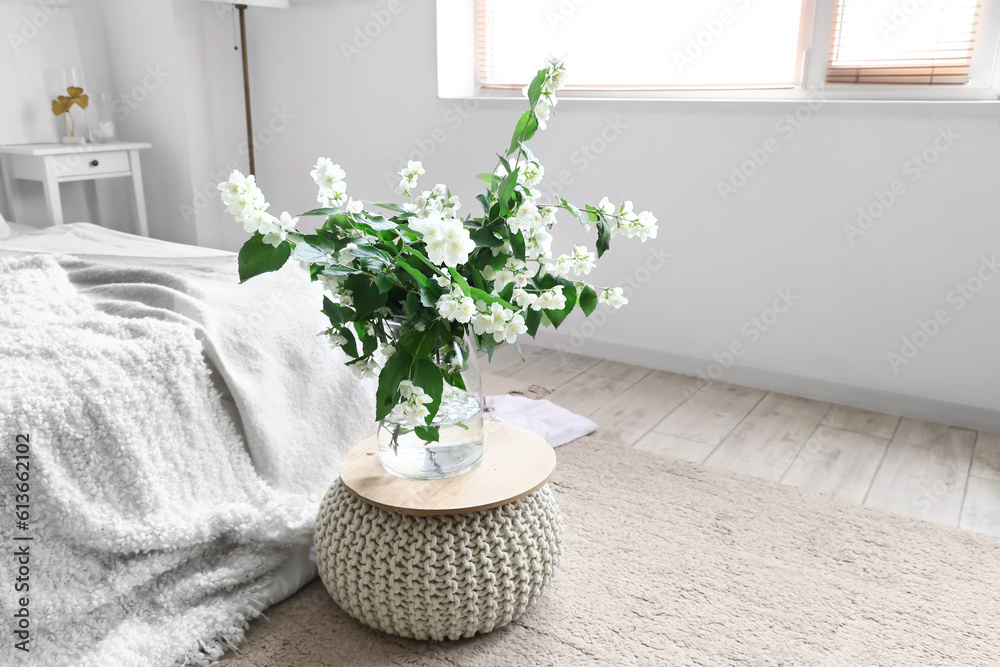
0,253 -> 374,665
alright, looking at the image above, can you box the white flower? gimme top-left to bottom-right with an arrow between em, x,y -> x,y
613,208 -> 659,241
473,301 -> 510,336
525,225 -> 553,260
401,160 -> 425,179
540,207 -> 557,228
500,313 -> 527,344
598,286 -> 628,309
431,183 -> 447,197
261,211 -> 298,247
621,200 -> 637,222
544,57 -> 568,93
338,243 -> 358,266
241,207 -> 273,235
310,158 -> 348,207
327,330 -> 347,347
395,160 -> 425,196
217,169 -> 281,237
512,288 -> 538,309
534,99 -> 552,130
402,401 -> 431,427
349,357 -> 379,380
398,379 -> 417,399
397,379 -> 434,426
321,274 -> 344,295
549,255 -> 574,279
635,210 -> 659,241
507,201 -> 543,235
436,289 -> 477,324
434,274 -> 451,288
598,196 -> 616,216
347,199 -> 364,214
534,286 -> 566,311
518,162 -> 545,188
412,213 -> 475,267
569,245 -> 596,275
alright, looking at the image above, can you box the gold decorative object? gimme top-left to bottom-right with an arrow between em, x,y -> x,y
51,86 -> 89,143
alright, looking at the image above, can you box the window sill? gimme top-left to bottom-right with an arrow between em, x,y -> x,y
444,87 -> 1000,116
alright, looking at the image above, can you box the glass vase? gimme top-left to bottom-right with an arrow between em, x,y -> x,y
377,333 -> 484,480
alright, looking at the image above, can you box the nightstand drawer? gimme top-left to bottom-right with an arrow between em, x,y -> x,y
50,150 -> 130,178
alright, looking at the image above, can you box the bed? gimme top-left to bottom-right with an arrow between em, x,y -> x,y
0,218 -> 374,665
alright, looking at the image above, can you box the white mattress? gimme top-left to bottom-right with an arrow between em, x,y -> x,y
0,221 -> 318,611
0,222 -> 233,257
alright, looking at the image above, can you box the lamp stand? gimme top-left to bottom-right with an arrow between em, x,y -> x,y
236,3 -> 255,175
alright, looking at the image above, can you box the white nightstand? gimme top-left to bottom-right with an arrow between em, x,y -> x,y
0,142 -> 152,236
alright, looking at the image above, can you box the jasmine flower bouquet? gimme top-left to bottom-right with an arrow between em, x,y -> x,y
218,60 -> 657,444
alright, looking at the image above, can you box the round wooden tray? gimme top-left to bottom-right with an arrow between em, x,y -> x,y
339,421 -> 556,516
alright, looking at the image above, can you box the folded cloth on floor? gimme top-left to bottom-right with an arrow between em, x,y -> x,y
484,395 -> 597,447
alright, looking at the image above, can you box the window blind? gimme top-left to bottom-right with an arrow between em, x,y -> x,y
827,0 -> 981,85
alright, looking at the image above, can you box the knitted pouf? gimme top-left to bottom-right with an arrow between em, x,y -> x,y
314,480 -> 563,641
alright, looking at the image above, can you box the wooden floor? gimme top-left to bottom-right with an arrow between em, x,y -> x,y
481,344 -> 1000,538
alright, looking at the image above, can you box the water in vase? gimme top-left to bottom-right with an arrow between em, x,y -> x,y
378,386 -> 485,480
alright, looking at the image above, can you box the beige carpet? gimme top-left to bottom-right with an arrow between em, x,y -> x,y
224,438 -> 1000,666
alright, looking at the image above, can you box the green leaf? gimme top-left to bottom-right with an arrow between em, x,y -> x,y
475,172 -> 495,186
406,246 -> 449,278
375,352 -> 412,421
414,425 -> 439,442
476,193 -> 491,215
497,167 -> 520,216
527,68 -> 545,108
238,234 -> 291,283
290,233 -> 339,264
544,279 -> 578,328
496,153 -> 512,177
299,207 -> 340,216
339,329 -> 359,358
361,330 -> 378,356
509,229 -> 526,262
348,244 -> 394,264
323,213 -> 355,230
470,227 -> 504,248
508,109 -> 539,156
596,218 -> 612,258
419,284 -> 443,308
447,267 -> 472,295
469,287 -> 515,310
374,272 -> 395,294
405,292 -> 422,316
359,216 -> 397,231
579,285 -> 598,316
498,282 -> 515,304
560,198 -> 590,231
397,259 -> 429,288
372,202 -> 411,215
413,359 -> 444,424
318,265 -> 358,277
322,296 -> 356,327
524,307 -> 543,337
344,273 -> 388,319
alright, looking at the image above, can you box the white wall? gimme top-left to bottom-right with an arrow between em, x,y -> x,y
8,0 -> 999,427
233,0 -> 1000,427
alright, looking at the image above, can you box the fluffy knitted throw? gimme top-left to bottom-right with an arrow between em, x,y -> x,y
0,253 -> 374,665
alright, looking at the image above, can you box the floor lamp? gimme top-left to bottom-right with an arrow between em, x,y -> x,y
197,0 -> 289,176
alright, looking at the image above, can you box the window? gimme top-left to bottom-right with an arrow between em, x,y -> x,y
477,0 -> 808,90
827,0 -> 982,84
436,0 -> 1000,99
